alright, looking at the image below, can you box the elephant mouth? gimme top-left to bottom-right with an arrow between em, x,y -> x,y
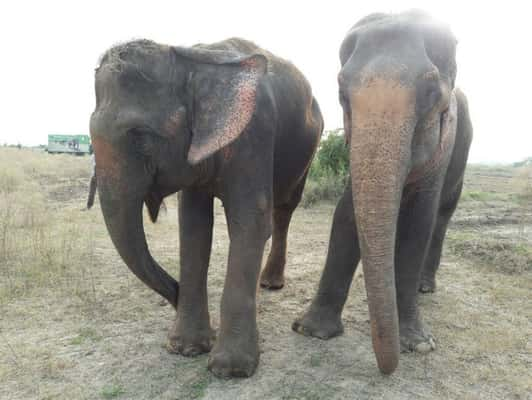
406,91 -> 457,185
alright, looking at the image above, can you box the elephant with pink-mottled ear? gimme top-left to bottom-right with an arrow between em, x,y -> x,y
90,38 -> 323,379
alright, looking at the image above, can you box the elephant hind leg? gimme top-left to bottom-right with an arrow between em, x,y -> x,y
259,178 -> 306,290
259,205 -> 293,289
419,180 -> 463,293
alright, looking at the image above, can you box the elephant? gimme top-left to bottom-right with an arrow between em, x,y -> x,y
90,38 -> 323,378
293,10 -> 473,374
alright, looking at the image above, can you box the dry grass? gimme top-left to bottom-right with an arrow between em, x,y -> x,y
0,148 -> 98,306
451,164 -> 532,275
0,149 -> 531,399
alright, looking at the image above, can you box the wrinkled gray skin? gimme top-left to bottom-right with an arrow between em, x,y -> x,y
90,38 -> 322,378
293,11 -> 472,374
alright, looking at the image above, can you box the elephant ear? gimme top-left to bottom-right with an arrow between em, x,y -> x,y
422,21 -> 457,88
172,47 -> 268,165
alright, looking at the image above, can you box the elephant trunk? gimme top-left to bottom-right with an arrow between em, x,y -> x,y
94,138 -> 179,308
86,165 -> 97,210
349,80 -> 414,374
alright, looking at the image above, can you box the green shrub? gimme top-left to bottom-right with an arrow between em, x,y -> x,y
309,129 -> 349,180
301,174 -> 346,207
303,130 -> 349,206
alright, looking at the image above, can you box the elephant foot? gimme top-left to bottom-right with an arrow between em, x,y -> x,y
292,305 -> 344,339
400,319 -> 436,353
418,276 -> 436,294
207,333 -> 259,378
259,265 -> 285,290
167,317 -> 215,357
259,275 -> 285,290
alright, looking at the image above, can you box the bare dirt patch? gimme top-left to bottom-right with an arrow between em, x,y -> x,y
1,149 -> 531,399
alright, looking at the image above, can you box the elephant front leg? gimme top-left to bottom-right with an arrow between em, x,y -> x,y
396,190 -> 441,353
167,190 -> 215,357
208,195 -> 272,378
293,185 -> 361,339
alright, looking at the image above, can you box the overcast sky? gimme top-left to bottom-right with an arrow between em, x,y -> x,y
1,1 -> 530,163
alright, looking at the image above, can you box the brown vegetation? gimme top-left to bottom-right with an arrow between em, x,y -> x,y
0,148 -> 530,399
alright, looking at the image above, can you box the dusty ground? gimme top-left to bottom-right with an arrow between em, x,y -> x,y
0,148 -> 531,399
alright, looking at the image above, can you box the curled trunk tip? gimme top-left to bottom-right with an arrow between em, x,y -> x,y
98,186 -> 179,309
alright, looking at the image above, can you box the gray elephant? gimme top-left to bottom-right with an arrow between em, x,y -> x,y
90,38 -> 322,378
293,11 -> 473,374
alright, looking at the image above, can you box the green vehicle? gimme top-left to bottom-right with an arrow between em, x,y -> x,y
47,134 -> 92,155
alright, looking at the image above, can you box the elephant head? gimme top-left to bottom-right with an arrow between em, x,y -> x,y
89,40 -> 267,307
338,11 -> 457,373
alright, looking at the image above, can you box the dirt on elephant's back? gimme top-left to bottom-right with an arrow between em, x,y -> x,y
0,150 -> 530,400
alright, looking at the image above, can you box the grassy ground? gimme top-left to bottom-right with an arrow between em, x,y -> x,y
0,148 -> 531,399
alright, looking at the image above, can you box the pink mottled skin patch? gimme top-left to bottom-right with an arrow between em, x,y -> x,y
163,107 -> 186,137
92,137 -> 121,182
221,146 -> 234,161
187,65 -> 262,165
240,58 -> 259,68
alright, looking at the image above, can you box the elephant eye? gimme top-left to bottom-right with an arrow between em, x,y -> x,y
129,127 -> 158,156
416,78 -> 442,117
